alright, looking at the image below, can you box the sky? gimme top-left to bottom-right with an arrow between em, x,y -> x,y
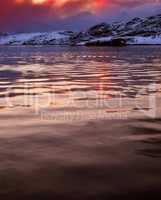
1,0 -> 161,32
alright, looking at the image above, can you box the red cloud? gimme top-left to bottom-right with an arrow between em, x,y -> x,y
0,0 -> 107,31
0,0 -> 161,31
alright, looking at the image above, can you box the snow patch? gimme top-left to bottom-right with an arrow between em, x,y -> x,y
0,31 -> 72,45
127,36 -> 161,45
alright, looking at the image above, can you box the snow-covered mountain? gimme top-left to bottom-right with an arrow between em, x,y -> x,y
1,13 -> 161,46
0,31 -> 74,45
72,14 -> 161,46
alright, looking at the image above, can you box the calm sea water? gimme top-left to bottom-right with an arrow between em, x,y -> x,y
0,46 -> 161,199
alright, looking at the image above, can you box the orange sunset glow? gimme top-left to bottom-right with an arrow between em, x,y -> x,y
1,0 -> 161,32
15,0 -> 106,10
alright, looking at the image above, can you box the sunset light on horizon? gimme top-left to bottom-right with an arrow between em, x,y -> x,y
1,0 -> 161,32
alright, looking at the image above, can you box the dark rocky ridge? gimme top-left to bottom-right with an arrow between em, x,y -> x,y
71,13 -> 161,45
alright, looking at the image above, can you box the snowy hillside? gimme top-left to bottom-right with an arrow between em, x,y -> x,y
0,31 -> 74,45
1,13 -> 161,46
72,13 -> 161,46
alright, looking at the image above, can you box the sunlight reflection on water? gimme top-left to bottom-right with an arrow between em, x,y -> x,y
0,46 -> 161,122
0,46 -> 161,199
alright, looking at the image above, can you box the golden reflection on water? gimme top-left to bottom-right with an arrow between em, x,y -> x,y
0,46 -> 161,122
1,47 -> 161,199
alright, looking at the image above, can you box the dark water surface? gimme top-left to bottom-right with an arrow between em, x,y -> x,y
0,46 -> 161,199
